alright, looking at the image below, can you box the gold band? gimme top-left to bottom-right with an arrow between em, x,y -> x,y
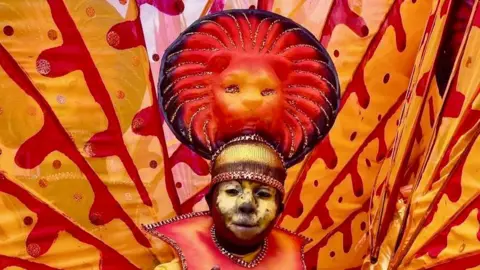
211,171 -> 285,195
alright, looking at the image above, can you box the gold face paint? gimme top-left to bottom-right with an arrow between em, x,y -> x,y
215,180 -> 279,241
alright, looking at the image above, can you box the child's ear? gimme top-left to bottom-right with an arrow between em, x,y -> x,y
207,51 -> 232,73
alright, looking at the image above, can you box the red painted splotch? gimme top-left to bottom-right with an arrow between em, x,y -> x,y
429,252 -> 480,270
303,200 -> 370,269
107,17 -> 144,50
442,80 -> 466,118
170,145 -> 209,176
38,0 -> 152,207
281,137 -> 337,221
136,0 -> 185,15
0,174 -> 139,269
415,103 -> 480,257
0,43 -> 149,248
415,73 -> 429,97
436,0 -> 473,95
257,0 -> 274,11
209,0 -> 225,14
416,179 -> 480,259
339,0 -> 407,110
429,92 -> 479,192
0,254 -> 59,270
290,93 -> 405,232
414,122 -> 423,144
428,97 -> 435,127
320,0 -> 369,47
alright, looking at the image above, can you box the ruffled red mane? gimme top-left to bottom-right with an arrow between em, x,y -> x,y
158,9 -> 340,167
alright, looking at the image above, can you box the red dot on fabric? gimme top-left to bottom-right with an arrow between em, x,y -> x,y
333,50 -> 340,57
350,132 -> 357,141
3,26 -> 14,36
86,6 -> 96,17
366,159 -> 371,167
27,243 -> 41,257
361,221 -> 366,231
338,197 -> 343,203
39,179 -> 48,188
53,160 -> 61,169
249,5 -> 255,9
23,216 -> 33,226
412,0 -> 417,3
175,182 -> 182,188
361,26 -> 369,36
314,180 -> 318,187
116,90 -> 125,99
47,30 -> 58,40
330,251 -> 335,257
150,160 -> 158,168
378,114 -> 382,121
152,54 -> 160,62
173,0 -> 185,13
383,73 -> 390,84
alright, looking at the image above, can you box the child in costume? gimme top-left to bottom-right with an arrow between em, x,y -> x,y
144,9 -> 340,269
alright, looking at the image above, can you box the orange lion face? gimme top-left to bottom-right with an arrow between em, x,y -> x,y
210,55 -> 286,140
159,10 -> 339,165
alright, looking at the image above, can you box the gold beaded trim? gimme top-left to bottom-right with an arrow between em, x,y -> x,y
211,226 -> 268,268
210,134 -> 286,171
211,171 -> 285,195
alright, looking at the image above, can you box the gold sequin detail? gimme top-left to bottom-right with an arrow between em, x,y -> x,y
203,119 -> 212,151
287,109 -> 308,150
199,20 -> 236,48
293,58 -> 330,67
260,19 -> 280,52
164,72 -> 213,94
286,84 -> 334,113
107,31 -> 120,47
165,62 -> 207,74
277,44 -> 320,55
166,48 -> 219,61
36,59 -> 51,75
285,124 -> 295,158
287,99 -> 321,135
164,85 -> 206,109
292,70 -> 337,96
267,28 -> 302,53
241,13 -> 253,49
184,32 -> 227,48
170,96 -> 208,123
226,13 -> 244,50
253,18 -> 270,49
287,93 -> 331,124
188,105 -> 208,142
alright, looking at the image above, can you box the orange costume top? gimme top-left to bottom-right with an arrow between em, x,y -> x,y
147,8 -> 340,270
145,212 -> 310,270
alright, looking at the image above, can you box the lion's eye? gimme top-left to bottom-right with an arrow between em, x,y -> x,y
261,88 -> 276,96
225,84 -> 240,93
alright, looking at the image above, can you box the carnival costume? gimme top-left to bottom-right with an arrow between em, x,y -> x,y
144,9 -> 340,270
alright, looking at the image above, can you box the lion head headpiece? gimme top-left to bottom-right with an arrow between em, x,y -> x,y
158,9 -> 340,196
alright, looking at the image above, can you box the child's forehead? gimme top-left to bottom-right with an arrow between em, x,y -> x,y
218,180 -> 275,190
